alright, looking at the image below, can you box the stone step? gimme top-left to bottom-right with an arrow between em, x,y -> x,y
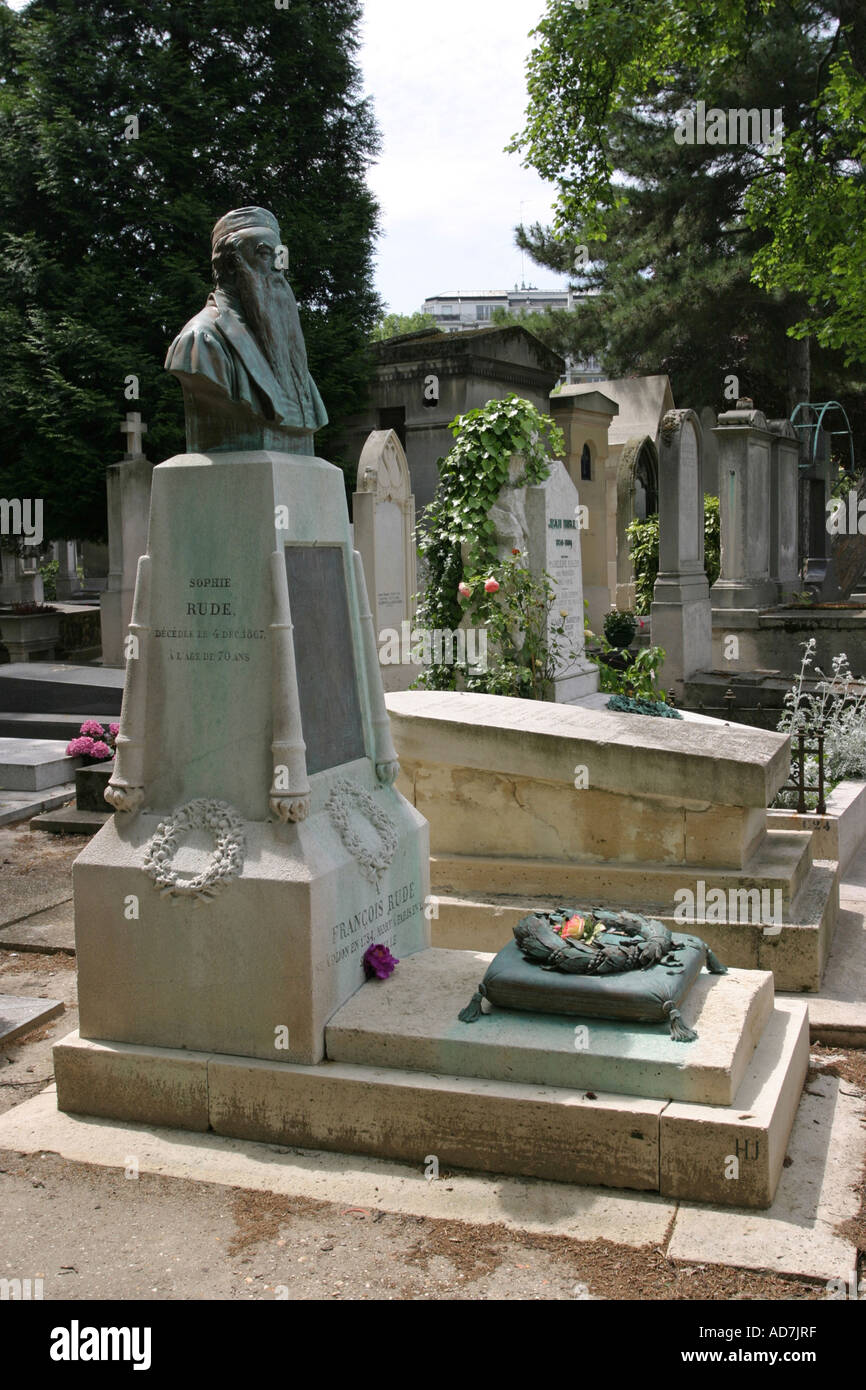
0,713 -> 89,741
0,738 -> 80,791
0,995 -> 65,1047
431,828 -> 814,914
428,856 -> 839,992
325,947 -> 775,1106
30,806 -> 110,836
53,998 -> 809,1208
0,663 -> 123,717
0,783 -> 75,827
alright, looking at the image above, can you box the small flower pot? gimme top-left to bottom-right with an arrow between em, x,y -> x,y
75,760 -> 115,811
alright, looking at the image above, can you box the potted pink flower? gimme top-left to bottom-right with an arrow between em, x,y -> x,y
66,721 -> 119,814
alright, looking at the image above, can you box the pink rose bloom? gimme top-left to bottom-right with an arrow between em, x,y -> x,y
109,723 -> 120,737
80,720 -> 105,738
66,736 -> 96,757
484,578 -> 500,594
89,741 -> 113,761
457,582 -> 472,599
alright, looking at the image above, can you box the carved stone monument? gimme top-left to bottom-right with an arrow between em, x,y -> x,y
55,208 -> 429,1092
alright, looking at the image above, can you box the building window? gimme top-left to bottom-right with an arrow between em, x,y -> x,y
580,443 -> 592,481
476,304 -> 493,321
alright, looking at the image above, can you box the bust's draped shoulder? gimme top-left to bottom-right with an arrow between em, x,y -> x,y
164,298 -> 234,397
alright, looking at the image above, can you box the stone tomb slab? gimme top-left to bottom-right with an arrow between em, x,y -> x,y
325,947 -> 774,1105
0,994 -> 65,1046
0,738 -> 79,792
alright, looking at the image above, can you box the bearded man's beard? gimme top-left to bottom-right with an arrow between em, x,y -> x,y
233,261 -> 305,400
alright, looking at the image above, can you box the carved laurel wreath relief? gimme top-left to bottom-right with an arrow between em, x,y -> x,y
143,798 -> 246,904
326,778 -> 398,888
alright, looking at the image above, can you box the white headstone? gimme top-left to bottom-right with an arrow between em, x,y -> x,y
525,461 -> 598,703
353,430 -> 418,693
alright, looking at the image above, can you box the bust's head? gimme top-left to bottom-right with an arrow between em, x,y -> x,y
211,206 -> 286,288
209,207 -> 297,384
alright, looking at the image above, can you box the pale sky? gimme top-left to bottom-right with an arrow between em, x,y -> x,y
358,0 -> 569,313
5,0 -> 568,313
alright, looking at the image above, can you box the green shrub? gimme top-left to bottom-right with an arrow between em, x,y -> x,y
603,608 -> 636,648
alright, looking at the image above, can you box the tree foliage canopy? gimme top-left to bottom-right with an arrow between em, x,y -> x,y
508,0 -> 866,385
0,0 -> 381,541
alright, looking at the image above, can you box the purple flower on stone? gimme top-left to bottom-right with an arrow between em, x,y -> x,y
89,741 -> 113,761
363,943 -> 399,980
79,719 -> 106,739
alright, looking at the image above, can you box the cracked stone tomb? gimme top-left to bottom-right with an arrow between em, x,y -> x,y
56,207 -> 811,1209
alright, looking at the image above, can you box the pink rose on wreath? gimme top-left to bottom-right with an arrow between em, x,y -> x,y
484,578 -> 500,594
457,581 -> 472,599
363,943 -> 399,980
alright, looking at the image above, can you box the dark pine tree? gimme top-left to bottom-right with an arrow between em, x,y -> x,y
0,0 -> 381,542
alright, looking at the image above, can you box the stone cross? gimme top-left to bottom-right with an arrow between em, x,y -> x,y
120,412 -> 147,458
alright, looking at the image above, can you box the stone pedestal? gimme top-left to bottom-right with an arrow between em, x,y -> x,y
767,420 -> 800,602
100,452 -> 155,667
68,450 -> 429,1071
651,409 -> 712,698
710,403 -> 777,610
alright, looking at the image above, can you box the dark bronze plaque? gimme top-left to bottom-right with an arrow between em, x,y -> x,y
283,546 -> 366,774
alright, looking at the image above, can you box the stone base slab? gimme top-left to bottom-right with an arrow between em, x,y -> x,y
53,996 -> 809,1207
325,947 -> 774,1105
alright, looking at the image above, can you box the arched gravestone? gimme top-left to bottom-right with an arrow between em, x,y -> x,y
353,429 -> 418,693
650,409 -> 711,697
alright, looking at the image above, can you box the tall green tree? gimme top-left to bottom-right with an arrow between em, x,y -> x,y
0,0 -> 381,542
507,0 -> 866,421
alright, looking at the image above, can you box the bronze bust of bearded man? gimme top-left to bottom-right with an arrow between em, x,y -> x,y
165,206 -> 328,454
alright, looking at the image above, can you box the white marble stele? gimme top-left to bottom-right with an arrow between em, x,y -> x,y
68,450 -> 430,1066
486,457 -> 598,704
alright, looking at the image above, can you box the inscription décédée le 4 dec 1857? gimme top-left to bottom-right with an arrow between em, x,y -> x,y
152,577 -> 267,662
